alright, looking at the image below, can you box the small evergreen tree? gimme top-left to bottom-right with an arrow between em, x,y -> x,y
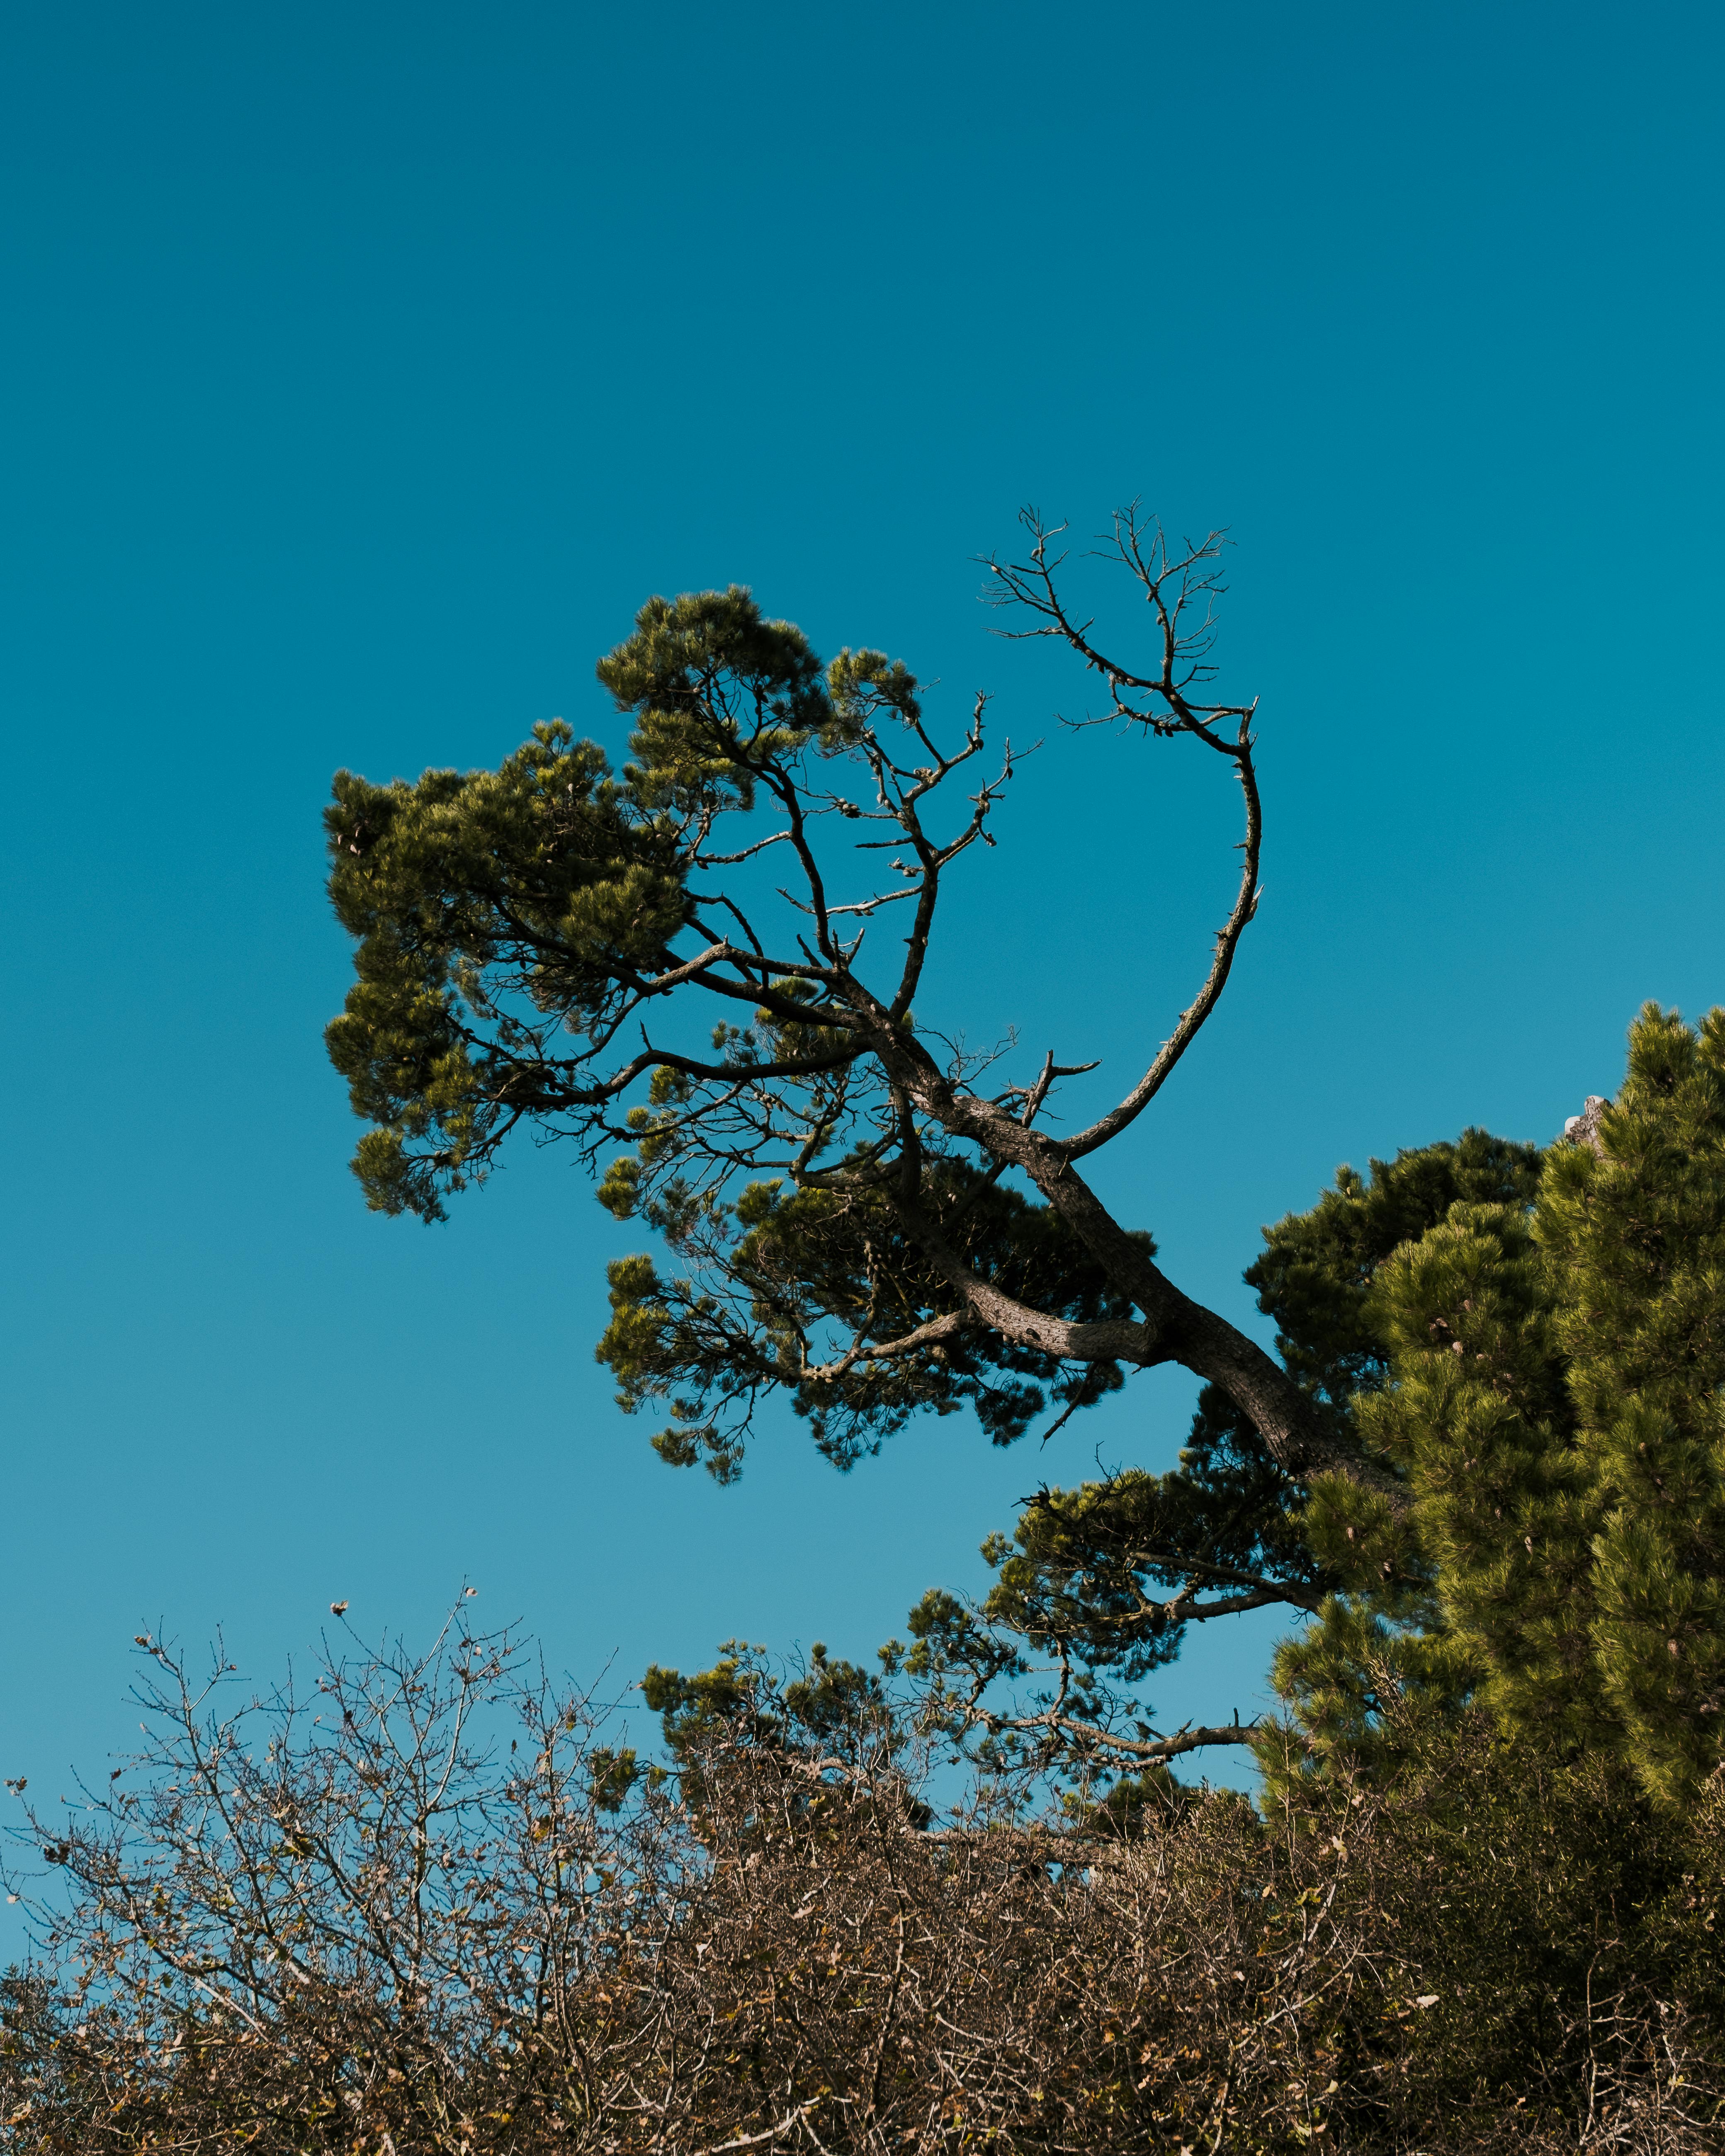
1266,1005 -> 1725,1812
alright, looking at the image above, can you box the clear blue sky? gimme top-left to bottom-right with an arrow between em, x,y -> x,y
3,1 -> 1722,1863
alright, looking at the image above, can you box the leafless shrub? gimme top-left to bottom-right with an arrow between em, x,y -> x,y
0,1610 -> 694,2153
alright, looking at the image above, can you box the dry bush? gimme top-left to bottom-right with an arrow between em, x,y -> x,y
624,1749 -> 1723,2154
2,1618 -> 1720,2154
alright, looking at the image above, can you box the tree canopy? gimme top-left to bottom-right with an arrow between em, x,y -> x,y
324,513 -> 1357,1498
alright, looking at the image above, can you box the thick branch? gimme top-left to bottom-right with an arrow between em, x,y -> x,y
848,1009 -> 1407,1507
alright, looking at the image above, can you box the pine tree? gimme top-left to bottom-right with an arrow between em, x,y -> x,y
326,508 -> 1407,1781
1257,1006 -> 1725,1811
1533,1009 -> 1725,1801
323,515 -> 1725,1803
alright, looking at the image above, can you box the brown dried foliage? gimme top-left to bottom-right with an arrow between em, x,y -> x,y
2,1621 -> 1720,2154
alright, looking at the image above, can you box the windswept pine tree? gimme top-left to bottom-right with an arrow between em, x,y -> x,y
325,506 -> 1355,1778
323,510 -> 1725,1811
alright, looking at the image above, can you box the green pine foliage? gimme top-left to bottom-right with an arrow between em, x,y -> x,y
1257,1005 -> 1725,1818
1543,1006 -> 1725,1806
324,580 -> 1157,1485
596,1155 -> 1140,1481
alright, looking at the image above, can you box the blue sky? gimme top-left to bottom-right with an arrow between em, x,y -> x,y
3,0 -> 1722,1864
